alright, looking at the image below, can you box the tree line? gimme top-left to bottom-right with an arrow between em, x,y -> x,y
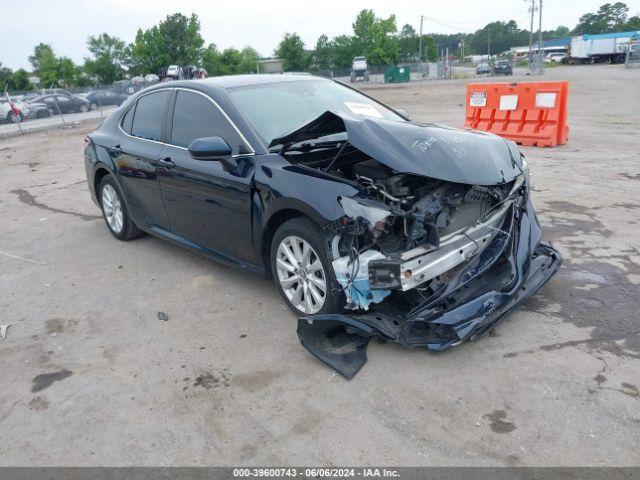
1,2 -> 638,91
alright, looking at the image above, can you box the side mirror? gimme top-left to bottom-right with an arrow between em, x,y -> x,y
395,108 -> 410,119
188,136 -> 232,160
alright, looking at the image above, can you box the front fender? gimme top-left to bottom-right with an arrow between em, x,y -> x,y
252,154 -> 361,268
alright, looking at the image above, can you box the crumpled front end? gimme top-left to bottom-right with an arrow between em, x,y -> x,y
298,191 -> 561,379
273,110 -> 561,378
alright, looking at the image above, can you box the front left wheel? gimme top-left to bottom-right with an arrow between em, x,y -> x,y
271,217 -> 343,316
98,174 -> 142,241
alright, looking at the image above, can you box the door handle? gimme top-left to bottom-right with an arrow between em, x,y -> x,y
109,145 -> 122,156
159,157 -> 176,169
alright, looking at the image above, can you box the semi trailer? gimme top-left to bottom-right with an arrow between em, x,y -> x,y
569,31 -> 640,64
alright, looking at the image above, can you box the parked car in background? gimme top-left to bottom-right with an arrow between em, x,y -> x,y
85,90 -> 129,109
476,62 -> 491,74
28,94 -> 91,114
0,98 -> 53,122
1,99 -> 28,123
166,65 -> 182,79
350,56 -> 369,82
491,60 -> 513,75
23,101 -> 54,119
144,74 -> 160,83
545,52 -> 568,63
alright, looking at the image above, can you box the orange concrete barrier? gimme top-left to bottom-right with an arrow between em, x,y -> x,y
464,81 -> 569,147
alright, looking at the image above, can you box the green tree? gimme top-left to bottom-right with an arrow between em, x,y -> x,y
84,33 -> 128,83
626,15 -> 640,29
9,69 -> 30,90
313,34 -> 332,71
573,2 -> 632,34
351,9 -> 398,65
201,43 -> 224,75
29,43 -> 58,85
57,56 -> 80,86
331,35 -> 358,69
129,13 -> 204,74
398,24 -> 418,61
275,33 -> 311,71
238,47 -> 260,74
0,63 -> 13,90
469,21 -> 530,56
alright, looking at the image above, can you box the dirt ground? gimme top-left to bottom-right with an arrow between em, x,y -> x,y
1,64 -> 639,466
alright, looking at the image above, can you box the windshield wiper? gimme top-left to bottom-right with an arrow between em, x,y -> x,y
274,139 -> 344,155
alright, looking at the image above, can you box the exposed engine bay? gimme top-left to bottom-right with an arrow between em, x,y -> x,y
280,135 -> 523,311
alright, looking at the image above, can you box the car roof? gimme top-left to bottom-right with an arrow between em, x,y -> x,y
198,74 -> 324,89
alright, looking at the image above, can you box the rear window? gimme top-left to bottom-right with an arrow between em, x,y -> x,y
130,90 -> 169,141
121,104 -> 135,134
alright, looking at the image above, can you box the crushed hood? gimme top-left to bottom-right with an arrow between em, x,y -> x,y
270,111 -> 523,186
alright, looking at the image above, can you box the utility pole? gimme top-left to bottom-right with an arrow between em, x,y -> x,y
527,0 -> 535,64
538,0 -> 543,55
418,15 -> 424,62
487,27 -> 491,65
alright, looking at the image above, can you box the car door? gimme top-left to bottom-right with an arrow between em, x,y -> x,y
55,95 -> 73,113
112,89 -> 171,231
157,88 -> 256,262
42,96 -> 59,114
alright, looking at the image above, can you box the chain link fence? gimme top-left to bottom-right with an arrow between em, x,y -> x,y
625,44 -> 640,68
2,56 -> 541,134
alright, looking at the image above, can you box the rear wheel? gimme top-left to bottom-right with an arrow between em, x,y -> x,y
80,104 -> 90,113
98,174 -> 142,241
271,217 -> 343,316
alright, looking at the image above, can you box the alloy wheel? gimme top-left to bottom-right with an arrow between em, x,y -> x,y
276,235 -> 327,314
101,184 -> 124,234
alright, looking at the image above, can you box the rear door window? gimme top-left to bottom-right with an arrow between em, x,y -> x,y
121,104 -> 135,134
170,90 -> 244,152
131,90 -> 169,142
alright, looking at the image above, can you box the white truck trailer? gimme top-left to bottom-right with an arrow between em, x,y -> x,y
569,31 -> 640,64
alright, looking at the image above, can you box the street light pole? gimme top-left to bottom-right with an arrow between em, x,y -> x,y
418,15 -> 424,62
528,0 -> 535,65
538,0 -> 543,55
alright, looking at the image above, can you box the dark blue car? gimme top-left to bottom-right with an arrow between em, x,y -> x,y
84,75 -> 561,377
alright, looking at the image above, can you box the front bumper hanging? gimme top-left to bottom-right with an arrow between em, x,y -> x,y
297,197 -> 562,379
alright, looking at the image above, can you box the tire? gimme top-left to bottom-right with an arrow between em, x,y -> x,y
80,104 -> 90,113
36,110 -> 50,119
8,111 -> 23,123
271,217 -> 343,316
98,174 -> 143,241
90,102 -> 98,110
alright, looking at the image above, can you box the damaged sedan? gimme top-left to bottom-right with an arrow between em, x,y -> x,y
84,74 -> 561,378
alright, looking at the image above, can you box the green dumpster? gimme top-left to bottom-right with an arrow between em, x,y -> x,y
384,66 -> 410,84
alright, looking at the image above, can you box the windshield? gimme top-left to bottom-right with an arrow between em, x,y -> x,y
228,79 -> 404,145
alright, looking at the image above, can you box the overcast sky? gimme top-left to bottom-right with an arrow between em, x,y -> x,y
1,0 -> 639,70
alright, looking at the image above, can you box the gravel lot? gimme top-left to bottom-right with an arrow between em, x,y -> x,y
1,64 -> 639,466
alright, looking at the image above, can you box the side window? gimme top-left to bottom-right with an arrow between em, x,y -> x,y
121,103 -> 135,134
57,96 -> 70,103
170,90 -> 243,151
131,90 -> 169,142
